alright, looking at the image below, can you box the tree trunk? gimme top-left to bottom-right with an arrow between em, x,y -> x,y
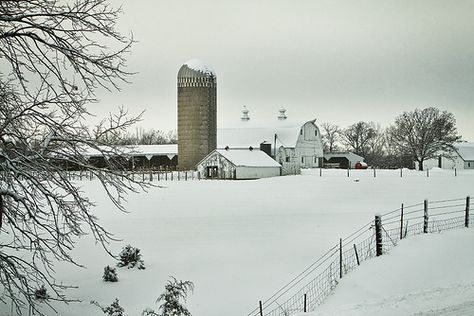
0,194 -> 3,231
418,159 -> 424,171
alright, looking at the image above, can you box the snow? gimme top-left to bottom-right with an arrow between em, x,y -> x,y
183,59 -> 216,76
215,148 -> 281,167
2,169 -> 474,316
83,144 -> 177,157
218,119 -> 313,149
303,229 -> 474,316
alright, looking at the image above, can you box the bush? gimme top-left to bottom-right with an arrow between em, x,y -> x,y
117,245 -> 145,269
143,277 -> 194,316
103,265 -> 118,282
91,298 -> 126,316
34,285 -> 49,300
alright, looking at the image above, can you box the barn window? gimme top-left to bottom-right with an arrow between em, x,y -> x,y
300,129 -> 303,135
286,156 -> 290,162
301,156 -> 304,163
315,130 -> 318,136
469,162 -> 472,168
314,156 -> 317,163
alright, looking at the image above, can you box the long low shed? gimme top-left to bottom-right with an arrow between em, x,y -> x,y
196,148 -> 281,179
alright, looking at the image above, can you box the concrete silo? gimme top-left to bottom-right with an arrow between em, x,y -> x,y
177,59 -> 217,170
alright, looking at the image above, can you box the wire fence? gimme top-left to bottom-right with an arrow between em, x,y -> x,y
248,196 -> 472,316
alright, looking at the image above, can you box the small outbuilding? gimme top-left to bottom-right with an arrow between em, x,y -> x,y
196,148 -> 282,179
323,152 -> 365,169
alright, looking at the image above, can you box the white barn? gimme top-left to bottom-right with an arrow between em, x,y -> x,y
196,148 -> 282,179
419,142 -> 474,170
218,108 -> 324,175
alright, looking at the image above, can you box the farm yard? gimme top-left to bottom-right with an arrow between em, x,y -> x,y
3,168 -> 474,316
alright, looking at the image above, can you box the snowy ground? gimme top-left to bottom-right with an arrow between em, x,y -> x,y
1,168 -> 473,315
303,229 -> 474,316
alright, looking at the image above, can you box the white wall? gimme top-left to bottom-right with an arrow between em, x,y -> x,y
420,155 -> 464,170
235,166 -> 280,179
196,151 -> 235,178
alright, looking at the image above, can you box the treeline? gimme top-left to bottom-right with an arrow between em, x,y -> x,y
321,107 -> 461,170
95,127 -> 177,146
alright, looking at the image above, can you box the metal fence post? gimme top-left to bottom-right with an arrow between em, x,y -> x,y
304,293 -> 307,312
400,203 -> 404,240
259,301 -> 263,316
353,244 -> 360,265
375,214 -> 383,256
466,196 -> 470,228
339,238 -> 343,278
424,199 -> 429,233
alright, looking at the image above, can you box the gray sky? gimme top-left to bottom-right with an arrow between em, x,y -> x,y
93,0 -> 474,140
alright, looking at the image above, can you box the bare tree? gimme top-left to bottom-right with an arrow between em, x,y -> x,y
321,123 -> 340,153
0,1 -> 146,314
341,121 -> 378,157
387,107 -> 460,170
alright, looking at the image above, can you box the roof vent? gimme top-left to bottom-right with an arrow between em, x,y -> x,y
249,146 -> 254,151
241,106 -> 250,121
278,108 -> 287,120
225,146 -> 229,151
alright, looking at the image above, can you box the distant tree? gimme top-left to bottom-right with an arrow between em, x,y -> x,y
321,123 -> 340,153
0,1 -> 146,314
387,107 -> 460,170
341,121 -> 378,158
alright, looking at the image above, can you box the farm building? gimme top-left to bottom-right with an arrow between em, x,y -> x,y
83,144 -> 178,170
196,148 -> 282,179
418,142 -> 474,170
323,152 -> 365,169
218,108 -> 324,175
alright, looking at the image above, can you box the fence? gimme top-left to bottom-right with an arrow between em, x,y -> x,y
62,170 -> 202,182
248,196 -> 472,316
309,167 -> 469,178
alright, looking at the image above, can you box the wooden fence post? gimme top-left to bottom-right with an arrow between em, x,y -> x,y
373,167 -> 376,178
353,244 -> 360,266
455,168 -> 457,177
400,168 -> 403,178
400,203 -> 404,240
424,199 -> 429,233
466,196 -> 470,228
339,238 -> 343,278
427,169 -> 429,177
259,300 -> 263,316
375,214 -> 383,256
320,167 -> 322,177
304,293 -> 307,312
347,167 -> 350,178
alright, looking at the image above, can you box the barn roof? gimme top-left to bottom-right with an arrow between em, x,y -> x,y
212,148 -> 281,168
83,144 -> 178,158
218,119 -> 315,149
455,142 -> 474,161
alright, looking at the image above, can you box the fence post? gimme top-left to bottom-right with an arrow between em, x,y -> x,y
466,196 -> 470,228
198,171 -> 201,180
373,167 -> 376,178
424,199 -> 429,233
259,301 -> 263,316
339,238 -> 343,278
455,168 -> 457,177
353,244 -> 360,266
347,167 -> 350,178
427,169 -> 429,177
400,203 -> 404,240
320,167 -> 322,177
149,172 -> 153,182
400,168 -> 403,178
185,171 -> 188,181
375,214 -> 383,256
304,293 -> 307,312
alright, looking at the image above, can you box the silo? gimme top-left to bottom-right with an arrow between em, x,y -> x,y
177,59 -> 217,170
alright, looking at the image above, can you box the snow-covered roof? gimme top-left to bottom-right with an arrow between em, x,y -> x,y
218,119 -> 314,149
324,152 -> 365,161
83,144 -> 178,158
455,142 -> 474,161
178,59 -> 216,78
213,149 -> 281,168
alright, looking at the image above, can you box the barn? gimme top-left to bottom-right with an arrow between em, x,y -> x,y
196,148 -> 282,179
419,142 -> 474,170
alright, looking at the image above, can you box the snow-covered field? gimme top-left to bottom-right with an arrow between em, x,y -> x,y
2,168 -> 474,316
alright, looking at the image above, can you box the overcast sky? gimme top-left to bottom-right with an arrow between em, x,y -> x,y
93,0 -> 474,140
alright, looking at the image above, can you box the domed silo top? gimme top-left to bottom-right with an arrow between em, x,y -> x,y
178,59 -> 216,79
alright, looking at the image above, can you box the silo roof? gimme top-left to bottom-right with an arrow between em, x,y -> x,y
178,59 -> 216,78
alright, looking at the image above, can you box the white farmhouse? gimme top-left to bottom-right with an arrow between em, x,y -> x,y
196,148 -> 281,179
218,108 -> 324,174
419,142 -> 474,170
